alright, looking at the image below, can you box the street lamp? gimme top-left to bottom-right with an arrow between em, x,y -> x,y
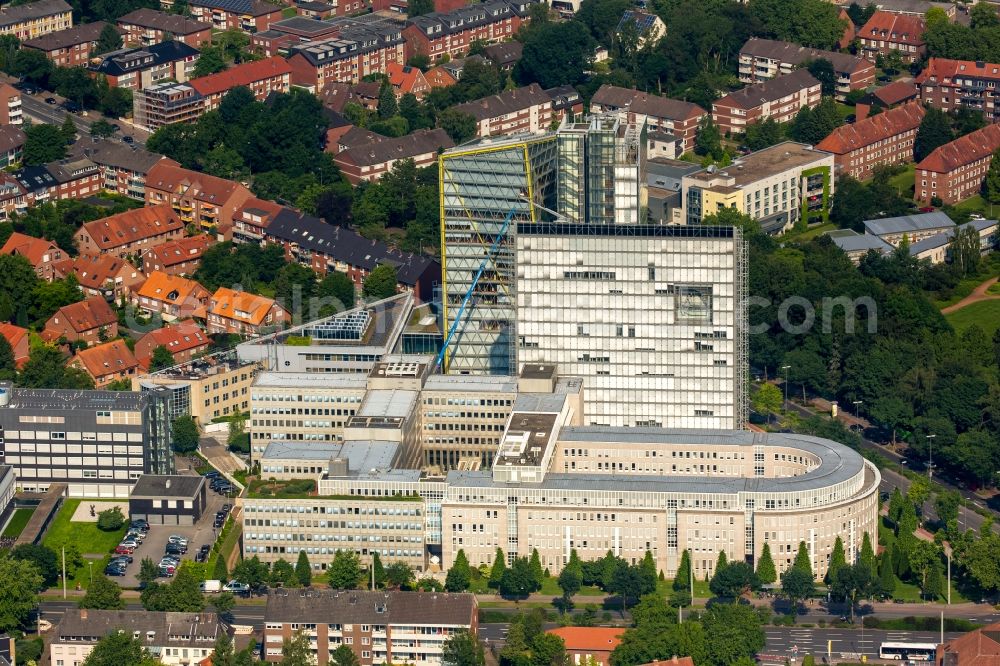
926,434 -> 936,480
852,400 -> 862,419
781,365 -> 791,411
87,561 -> 93,585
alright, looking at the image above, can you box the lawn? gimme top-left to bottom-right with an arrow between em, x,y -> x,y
1,508 -> 33,539
788,222 -> 836,242
41,499 -> 127,590
281,6 -> 297,17
945,299 -> 1000,337
953,195 -> 992,215
889,163 -> 915,198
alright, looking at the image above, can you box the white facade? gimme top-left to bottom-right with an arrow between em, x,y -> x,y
515,225 -> 746,429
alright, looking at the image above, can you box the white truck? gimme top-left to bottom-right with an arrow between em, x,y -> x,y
199,579 -> 222,593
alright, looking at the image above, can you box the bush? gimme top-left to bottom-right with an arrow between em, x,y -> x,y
96,507 -> 125,531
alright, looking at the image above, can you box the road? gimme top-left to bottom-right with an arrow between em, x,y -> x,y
763,626 -> 963,660
20,92 -> 149,145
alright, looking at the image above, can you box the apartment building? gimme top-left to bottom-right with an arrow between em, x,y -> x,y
332,128 -> 453,184
0,126 -> 23,167
915,123 -> 1000,204
261,591 -> 477,666
855,80 -> 919,121
386,62 -> 429,99
451,84 -> 553,137
403,0 -> 531,62
40,157 -> 102,201
815,101 -> 924,181
42,295 -> 118,346
144,163 -> 253,235
287,24 -> 406,89
136,356 -> 258,423
52,253 -> 143,299
0,0 -> 72,40
590,85 -> 705,154
133,322 -> 210,370
117,8 -> 212,47
189,0 -> 282,33
142,235 -> 214,276
190,56 -> 292,110
0,84 -> 22,125
207,287 -> 288,336
68,339 -> 141,388
92,41 -> 201,91
0,231 -> 65,281
682,141 -> 834,233
52,610 -> 219,666
67,137 -> 179,200
712,69 -> 821,135
133,82 -> 206,132
739,38 -> 875,100
22,21 -> 113,67
74,204 -> 184,258
858,11 -> 925,64
0,173 -> 28,219
916,57 -> 1000,121
132,271 -> 211,321
231,196 -> 284,244
0,381 -> 174,496
250,14 -> 339,56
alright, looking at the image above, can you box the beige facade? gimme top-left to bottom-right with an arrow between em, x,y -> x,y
134,358 -> 258,424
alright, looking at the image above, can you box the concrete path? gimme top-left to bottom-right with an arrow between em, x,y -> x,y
941,276 -> 1000,314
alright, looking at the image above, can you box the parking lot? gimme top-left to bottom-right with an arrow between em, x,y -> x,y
112,479 -> 235,588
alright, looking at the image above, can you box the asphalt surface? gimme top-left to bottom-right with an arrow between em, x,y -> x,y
762,626 -> 964,661
20,91 -> 149,145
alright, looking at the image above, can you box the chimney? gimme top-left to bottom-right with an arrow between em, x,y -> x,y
81,609 -> 88,620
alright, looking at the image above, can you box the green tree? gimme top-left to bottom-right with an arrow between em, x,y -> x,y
193,47 -> 226,77
714,550 -> 729,576
316,271 -> 356,313
924,562 -> 944,601
710,561 -> 759,599
80,574 -> 124,609
780,566 -> 815,612
672,548 -> 692,605
94,24 -> 123,55
407,0 -> 434,17
826,536 -> 846,585
231,556 -> 268,589
530,633 -> 565,666
793,541 -> 812,577
139,558 -> 159,585
89,118 -> 118,138
10,544 -> 58,587
985,148 -> 1000,205
24,124 -> 68,165
0,336 -> 14,381
213,554 -> 229,582
915,107 -> 953,162
528,548 -> 544,591
442,630 -> 484,666
0,557 -> 42,631
756,543 -> 777,585
295,550 -> 312,587
438,108 -> 477,144
171,415 -> 199,453
97,506 -> 125,531
212,632 -> 237,666
19,344 -> 94,389
695,116 -> 724,161
149,345 -> 174,372
935,490 -> 961,527
752,383 -> 783,421
445,549 -> 471,592
81,630 -> 161,666
805,59 -> 837,96
749,0 -> 848,48
860,532 -> 877,579
271,558 -> 298,587
327,550 -> 363,589
702,602 -> 766,666
329,644 -> 358,666
743,117 -> 784,151
384,561 -> 414,590
362,264 -> 398,300
557,562 -> 582,609
488,548 -> 506,588
499,557 -> 535,599
377,81 -> 397,119
211,591 -> 236,619
877,551 -> 896,598
515,20 -> 595,89
280,632 -> 314,666
10,48 -> 52,83
832,563 -> 871,622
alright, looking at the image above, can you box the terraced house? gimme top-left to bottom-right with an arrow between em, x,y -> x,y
23,21 -> 114,67
915,123 -> 1000,204
403,0 -> 531,62
74,203 -> 185,258
0,0 -> 71,40
712,69 -> 821,135
287,22 -> 406,89
144,163 -> 253,235
815,101 -> 924,180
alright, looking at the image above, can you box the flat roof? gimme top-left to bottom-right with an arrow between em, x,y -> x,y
262,440 -> 400,472
685,142 -> 830,188
357,389 -> 418,418
130,474 -> 204,498
519,364 -> 556,380
253,372 -> 368,389
0,384 -> 147,411
422,374 -> 519,392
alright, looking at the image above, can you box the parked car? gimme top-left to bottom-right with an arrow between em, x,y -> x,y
111,555 -> 133,564
221,504 -> 232,513
158,565 -> 175,577
122,135 -> 134,144
203,471 -> 221,479
44,97 -> 56,104
200,579 -> 222,593
115,544 -> 136,555
215,483 -> 234,495
224,580 -> 250,594
165,544 -> 186,556
167,535 -> 188,546
125,530 -> 145,542
105,564 -> 127,576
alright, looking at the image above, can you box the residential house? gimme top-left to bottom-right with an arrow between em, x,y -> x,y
0,323 -> 29,368
815,101 -> 925,181
133,321 -> 210,370
546,628 -> 623,666
916,57 -> 1000,121
545,85 -> 584,122
51,254 -> 143,299
424,65 -> 457,88
0,231 -> 65,281
590,84 -> 706,153
230,196 -> 285,244
936,619 -> 1000,664
0,125 -> 24,167
91,41 -> 202,91
615,9 -> 665,48
68,339 -> 140,387
332,128 -> 454,184
863,211 -> 956,246
14,165 -> 59,205
874,0 -> 954,18
739,37 -> 876,99
189,56 -> 292,110
132,271 -> 211,320
261,207 -> 441,300
402,0 -> 531,62
249,15 -> 340,55
855,80 -> 918,120
385,62 -> 429,99
0,0 -> 72,41
836,7 -> 855,50
22,22 -> 115,67
41,157 -> 102,201
0,174 -> 29,220
261,591 -> 477,666
294,1 -> 337,19
144,163 -> 254,236
0,83 -> 23,125
142,235 -> 214,276
915,123 -> 1000,204
117,9 -> 212,47
132,81 -> 206,132
712,69 -> 821,135
858,11 -> 925,64
189,0 -> 282,34
318,81 -> 380,114
67,137 -> 179,200
42,295 -> 118,346
482,40 -> 522,70
452,83 -> 553,137
206,287 -> 288,335
287,24 -> 406,89
74,204 -> 185,258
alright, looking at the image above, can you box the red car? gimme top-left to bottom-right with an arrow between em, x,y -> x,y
115,544 -> 136,555
919,206 -> 935,213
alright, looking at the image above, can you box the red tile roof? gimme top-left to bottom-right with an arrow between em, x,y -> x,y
0,232 -> 59,266
135,271 -> 209,308
134,321 -> 208,367
815,101 -> 924,154
46,295 -> 117,334
78,204 -> 183,251
189,56 -> 292,97
146,163 -> 248,205
860,11 -> 925,47
871,80 -> 918,106
52,254 -> 138,291
916,123 -> 1000,174
837,7 -> 855,50
386,62 -> 427,95
916,57 -> 1000,85
546,627 -> 624,653
0,322 -> 28,363
146,234 -> 214,269
210,287 -> 283,326
70,339 -> 138,379
425,66 -> 457,88
937,620 -> 1000,665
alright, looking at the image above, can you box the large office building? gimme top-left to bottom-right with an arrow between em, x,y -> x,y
0,382 -> 173,496
241,368 -> 880,581
439,133 -> 558,375
516,224 -> 746,429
